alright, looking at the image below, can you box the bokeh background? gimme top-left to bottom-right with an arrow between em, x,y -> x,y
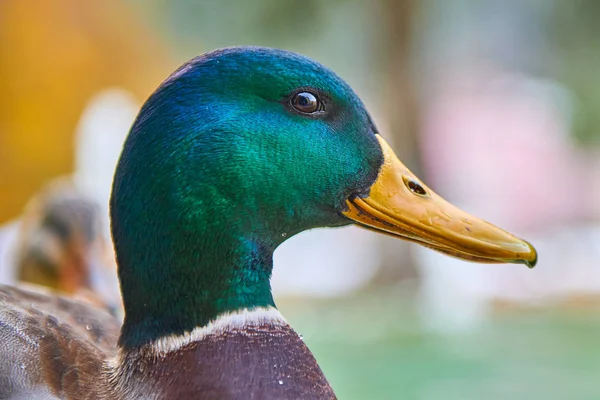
1,1 -> 599,398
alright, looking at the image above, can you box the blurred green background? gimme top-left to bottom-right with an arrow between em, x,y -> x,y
1,1 -> 599,399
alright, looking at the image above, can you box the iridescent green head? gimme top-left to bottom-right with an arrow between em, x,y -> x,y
112,47 -> 382,347
111,47 -> 537,348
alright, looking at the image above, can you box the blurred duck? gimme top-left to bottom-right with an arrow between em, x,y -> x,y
13,179 -> 116,310
0,89 -> 136,314
0,47 -> 536,399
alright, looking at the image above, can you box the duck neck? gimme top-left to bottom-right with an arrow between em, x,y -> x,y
113,195 -> 276,349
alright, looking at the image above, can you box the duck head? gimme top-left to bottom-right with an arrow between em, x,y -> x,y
111,47 -> 536,348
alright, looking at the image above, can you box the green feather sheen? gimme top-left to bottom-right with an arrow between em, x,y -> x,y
111,47 -> 383,348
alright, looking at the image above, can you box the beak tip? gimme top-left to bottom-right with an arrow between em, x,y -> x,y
520,240 -> 538,269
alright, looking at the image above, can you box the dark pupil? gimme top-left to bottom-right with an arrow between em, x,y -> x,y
293,92 -> 318,113
407,180 -> 427,196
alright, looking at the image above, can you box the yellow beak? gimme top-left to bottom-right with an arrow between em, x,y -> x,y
343,135 -> 537,268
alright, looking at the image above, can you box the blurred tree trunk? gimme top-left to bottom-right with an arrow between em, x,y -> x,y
379,0 -> 421,169
369,0 -> 421,285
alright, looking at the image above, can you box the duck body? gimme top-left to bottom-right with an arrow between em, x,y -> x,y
1,290 -> 331,399
0,46 -> 536,399
0,284 -> 118,399
113,309 -> 334,400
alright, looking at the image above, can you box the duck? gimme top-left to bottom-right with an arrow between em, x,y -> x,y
0,46 -> 537,400
0,89 -> 136,316
10,179 -> 119,312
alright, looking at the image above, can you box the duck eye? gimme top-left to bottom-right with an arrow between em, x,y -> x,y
291,92 -> 322,114
403,176 -> 428,196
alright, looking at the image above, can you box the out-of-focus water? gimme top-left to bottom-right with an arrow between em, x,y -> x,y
281,289 -> 600,400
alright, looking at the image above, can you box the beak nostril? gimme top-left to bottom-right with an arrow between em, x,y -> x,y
403,176 -> 428,197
